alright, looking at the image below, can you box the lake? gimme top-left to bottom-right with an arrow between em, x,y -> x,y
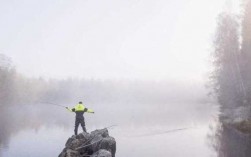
0,103 -> 217,157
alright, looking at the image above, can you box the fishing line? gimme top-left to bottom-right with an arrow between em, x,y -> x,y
130,127 -> 195,138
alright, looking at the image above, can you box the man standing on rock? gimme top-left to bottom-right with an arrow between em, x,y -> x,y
66,101 -> 94,135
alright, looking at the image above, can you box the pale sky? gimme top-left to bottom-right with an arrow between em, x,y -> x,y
0,0 -> 241,81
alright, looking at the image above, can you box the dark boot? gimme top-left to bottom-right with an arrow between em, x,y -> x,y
74,128 -> 78,135
82,126 -> 87,132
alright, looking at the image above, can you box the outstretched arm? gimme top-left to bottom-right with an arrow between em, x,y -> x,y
66,107 -> 75,112
84,108 -> 94,113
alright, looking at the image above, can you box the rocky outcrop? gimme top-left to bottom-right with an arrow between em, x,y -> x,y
217,122 -> 251,157
58,128 -> 116,157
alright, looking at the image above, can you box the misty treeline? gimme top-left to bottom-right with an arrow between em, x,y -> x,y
211,0 -> 251,122
0,54 -> 207,107
210,1 -> 251,156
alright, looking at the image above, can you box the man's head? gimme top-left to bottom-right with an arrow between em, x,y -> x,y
79,101 -> 83,104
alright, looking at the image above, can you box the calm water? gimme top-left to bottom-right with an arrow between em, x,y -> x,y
0,103 -> 217,157
0,126 -> 216,157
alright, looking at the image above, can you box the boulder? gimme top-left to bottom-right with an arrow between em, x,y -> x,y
58,128 -> 116,157
91,149 -> 112,157
217,122 -> 251,157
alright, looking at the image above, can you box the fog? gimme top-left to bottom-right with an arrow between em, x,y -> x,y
0,76 -> 215,145
1,0 -> 229,80
0,63 -> 217,156
0,0 -> 245,157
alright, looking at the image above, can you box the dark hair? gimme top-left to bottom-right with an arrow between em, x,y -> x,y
79,101 -> 83,104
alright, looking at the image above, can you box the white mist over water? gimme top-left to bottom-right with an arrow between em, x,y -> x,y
0,102 -> 217,157
1,122 -> 216,157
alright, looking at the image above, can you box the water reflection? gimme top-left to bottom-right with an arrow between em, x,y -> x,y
1,126 -> 71,157
209,120 -> 251,157
1,125 -> 215,157
0,104 -> 72,150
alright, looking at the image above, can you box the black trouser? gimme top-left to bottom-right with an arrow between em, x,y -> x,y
74,118 -> 86,135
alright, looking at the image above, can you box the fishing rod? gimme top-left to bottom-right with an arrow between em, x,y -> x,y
38,101 -> 67,108
104,124 -> 117,129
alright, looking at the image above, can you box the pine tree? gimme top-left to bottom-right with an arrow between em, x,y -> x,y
212,12 -> 243,120
240,0 -> 251,108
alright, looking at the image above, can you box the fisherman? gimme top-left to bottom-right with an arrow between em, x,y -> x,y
66,101 -> 94,135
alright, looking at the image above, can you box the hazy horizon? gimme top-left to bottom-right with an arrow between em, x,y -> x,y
1,0 -> 241,81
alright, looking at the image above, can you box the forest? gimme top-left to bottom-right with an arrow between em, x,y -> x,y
210,1 -> 251,156
211,0 -> 251,122
0,53 -> 207,107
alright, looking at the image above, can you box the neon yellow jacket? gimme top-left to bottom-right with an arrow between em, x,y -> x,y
68,103 -> 94,112
67,103 -> 94,118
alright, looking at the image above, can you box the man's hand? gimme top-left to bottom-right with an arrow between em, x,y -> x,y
87,109 -> 94,113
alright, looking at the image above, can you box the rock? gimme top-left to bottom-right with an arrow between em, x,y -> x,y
93,137 -> 116,157
218,122 -> 251,157
58,128 -> 116,157
91,149 -> 112,157
233,120 -> 251,134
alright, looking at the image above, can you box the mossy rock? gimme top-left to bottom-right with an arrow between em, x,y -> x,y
233,120 -> 251,134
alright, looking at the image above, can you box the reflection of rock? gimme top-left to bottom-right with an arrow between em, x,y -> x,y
58,128 -> 116,157
219,122 -> 251,157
